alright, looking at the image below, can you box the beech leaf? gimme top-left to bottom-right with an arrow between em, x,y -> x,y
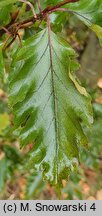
68,0 -> 102,44
9,29 -> 93,185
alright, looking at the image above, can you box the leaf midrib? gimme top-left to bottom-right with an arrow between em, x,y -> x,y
48,30 -> 59,183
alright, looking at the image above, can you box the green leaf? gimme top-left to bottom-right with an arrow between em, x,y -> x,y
93,103 -> 102,118
0,0 -> 17,8
68,0 -> 102,43
26,171 -> 45,199
2,145 -> 22,164
0,98 -> 8,114
0,45 -> 4,78
0,5 -> 14,26
0,113 -> 10,135
81,119 -> 102,169
91,24 -> 102,46
9,29 -> 93,185
0,158 -> 7,192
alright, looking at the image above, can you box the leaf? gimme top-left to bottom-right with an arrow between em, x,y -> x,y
0,0 -> 18,8
67,0 -> 102,43
93,103 -> 102,118
9,29 -> 93,185
87,120 -> 102,147
0,44 -> 4,78
2,145 -> 22,164
0,113 -> 10,135
0,5 -> 13,26
26,170 -> 45,199
44,0 -> 60,7
0,158 -> 7,192
80,119 -> 102,169
91,24 -> 102,46
0,146 -> 21,193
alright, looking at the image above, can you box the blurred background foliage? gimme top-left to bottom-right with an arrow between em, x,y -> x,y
0,0 -> 102,199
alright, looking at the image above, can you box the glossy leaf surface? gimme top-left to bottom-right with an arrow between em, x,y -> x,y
9,29 -> 93,185
68,0 -> 102,43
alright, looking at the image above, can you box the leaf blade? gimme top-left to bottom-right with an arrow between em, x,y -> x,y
67,0 -> 102,42
0,0 -> 18,8
9,29 -> 93,185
